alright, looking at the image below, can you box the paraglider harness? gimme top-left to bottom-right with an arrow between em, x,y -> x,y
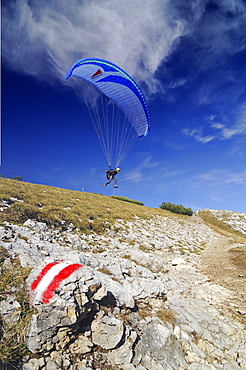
106,169 -> 117,182
104,168 -> 120,187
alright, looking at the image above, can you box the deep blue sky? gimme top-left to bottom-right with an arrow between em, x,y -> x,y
1,0 -> 246,212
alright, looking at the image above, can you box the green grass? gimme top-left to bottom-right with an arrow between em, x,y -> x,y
110,195 -> 144,206
0,178 -> 174,234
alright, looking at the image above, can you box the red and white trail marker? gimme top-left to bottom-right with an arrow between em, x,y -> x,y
30,261 -> 84,304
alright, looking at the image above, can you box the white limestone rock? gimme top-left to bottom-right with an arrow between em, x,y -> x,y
91,311 -> 124,350
0,295 -> 21,325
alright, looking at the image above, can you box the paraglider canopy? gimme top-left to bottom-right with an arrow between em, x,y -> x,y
65,57 -> 150,167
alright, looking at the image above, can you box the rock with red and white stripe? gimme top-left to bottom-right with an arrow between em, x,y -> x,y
27,259 -> 135,308
25,259 -> 135,354
29,260 -> 84,305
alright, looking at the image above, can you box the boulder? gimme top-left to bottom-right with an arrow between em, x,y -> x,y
91,311 -> 124,350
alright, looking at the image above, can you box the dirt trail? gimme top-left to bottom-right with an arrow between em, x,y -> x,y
199,229 -> 246,325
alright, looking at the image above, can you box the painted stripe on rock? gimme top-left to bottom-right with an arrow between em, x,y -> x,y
31,262 -> 83,304
30,261 -> 59,290
41,263 -> 83,304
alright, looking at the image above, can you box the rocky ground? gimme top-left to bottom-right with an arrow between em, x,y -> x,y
0,210 -> 245,370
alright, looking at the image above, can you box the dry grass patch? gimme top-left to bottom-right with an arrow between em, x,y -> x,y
198,210 -> 246,241
138,305 -> 176,326
97,267 -> 112,276
0,178 -> 174,235
0,247 -> 34,367
139,245 -> 150,252
157,309 -> 176,326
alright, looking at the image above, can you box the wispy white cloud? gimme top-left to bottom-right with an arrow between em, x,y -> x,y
169,78 -> 188,89
184,0 -> 246,70
209,105 -> 246,140
183,104 -> 246,144
182,128 -> 215,144
194,169 -> 246,187
122,169 -> 145,183
209,194 -> 225,202
224,171 -> 246,185
122,155 -> 187,184
122,154 -> 159,183
89,167 -> 100,176
3,0 -> 244,98
2,0 -> 189,95
172,0 -> 246,108
195,169 -> 227,184
159,169 -> 186,178
210,122 -> 225,130
138,155 -> 160,169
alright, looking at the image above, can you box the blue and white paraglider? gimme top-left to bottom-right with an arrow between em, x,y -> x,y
65,58 -> 150,169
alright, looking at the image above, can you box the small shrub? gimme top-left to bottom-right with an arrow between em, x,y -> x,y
110,196 -> 144,206
159,202 -> 193,216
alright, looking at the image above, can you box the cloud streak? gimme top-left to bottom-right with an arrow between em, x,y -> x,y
182,128 -> 215,144
219,106 -> 246,140
183,104 -> 246,144
4,0 -> 244,96
122,154 -> 159,183
182,0 -> 246,70
195,169 -> 246,187
2,0 -> 188,95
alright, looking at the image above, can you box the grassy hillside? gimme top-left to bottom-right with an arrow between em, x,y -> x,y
1,178 -> 245,240
0,178 -> 172,233
198,209 -> 246,242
